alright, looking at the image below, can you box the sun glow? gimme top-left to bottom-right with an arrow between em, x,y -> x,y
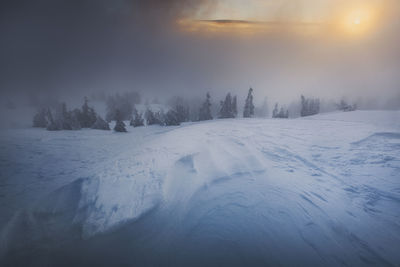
339,6 -> 378,36
177,1 -> 385,38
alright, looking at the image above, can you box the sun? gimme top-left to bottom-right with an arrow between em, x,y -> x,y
340,7 -> 376,36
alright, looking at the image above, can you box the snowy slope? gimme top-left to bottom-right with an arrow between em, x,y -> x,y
0,110 -> 399,266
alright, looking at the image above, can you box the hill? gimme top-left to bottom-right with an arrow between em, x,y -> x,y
1,111 -> 399,266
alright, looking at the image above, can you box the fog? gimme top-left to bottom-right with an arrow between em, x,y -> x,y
1,0 -> 399,112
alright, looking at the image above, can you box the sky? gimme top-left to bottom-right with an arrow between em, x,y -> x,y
0,0 -> 399,108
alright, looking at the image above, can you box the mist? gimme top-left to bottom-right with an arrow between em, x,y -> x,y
1,0 -> 399,116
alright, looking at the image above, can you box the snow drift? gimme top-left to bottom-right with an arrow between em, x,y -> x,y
0,111 -> 399,266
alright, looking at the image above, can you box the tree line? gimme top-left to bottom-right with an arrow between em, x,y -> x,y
33,89 -> 357,132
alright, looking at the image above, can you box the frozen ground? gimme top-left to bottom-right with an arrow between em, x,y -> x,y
0,110 -> 399,266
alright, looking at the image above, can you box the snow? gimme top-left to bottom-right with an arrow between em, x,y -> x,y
0,110 -> 399,266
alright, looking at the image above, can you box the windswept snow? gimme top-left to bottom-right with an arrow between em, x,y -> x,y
0,111 -> 399,266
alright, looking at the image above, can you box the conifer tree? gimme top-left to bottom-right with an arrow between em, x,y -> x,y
301,95 -> 320,117
165,109 -> 180,126
272,103 -> 279,118
114,109 -> 127,132
92,115 -> 110,130
80,97 -> 97,128
219,93 -> 235,119
173,97 -> 190,123
145,108 -> 157,125
243,88 -> 255,118
155,110 -> 165,126
46,103 -> 66,130
278,107 -> 285,118
272,103 -> 289,118
337,99 -> 357,112
199,92 -> 213,121
130,107 -> 144,127
46,109 -> 59,131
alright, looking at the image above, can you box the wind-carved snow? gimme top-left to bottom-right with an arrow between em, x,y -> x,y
0,111 -> 399,266
80,123 -> 270,237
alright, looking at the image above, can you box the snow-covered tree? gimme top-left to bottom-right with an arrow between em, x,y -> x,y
272,103 -> 279,118
272,103 -> 289,118
164,109 -> 180,126
46,103 -> 69,130
114,120 -> 127,132
172,97 -> 190,123
60,103 -> 82,130
145,108 -> 165,126
79,96 -> 97,128
130,107 -> 144,127
41,100 -> 99,131
336,99 -> 357,112
219,93 -> 235,119
154,111 -> 166,126
45,109 -> 59,131
198,92 -> 213,121
301,95 -> 320,117
114,109 -> 127,132
243,88 -> 255,118
145,108 -> 157,125
92,116 -> 110,130
279,107 -> 286,118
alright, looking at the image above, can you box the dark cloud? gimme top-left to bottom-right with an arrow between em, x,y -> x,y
0,0 -> 210,94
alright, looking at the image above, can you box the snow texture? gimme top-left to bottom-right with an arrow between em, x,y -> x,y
0,111 -> 399,266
